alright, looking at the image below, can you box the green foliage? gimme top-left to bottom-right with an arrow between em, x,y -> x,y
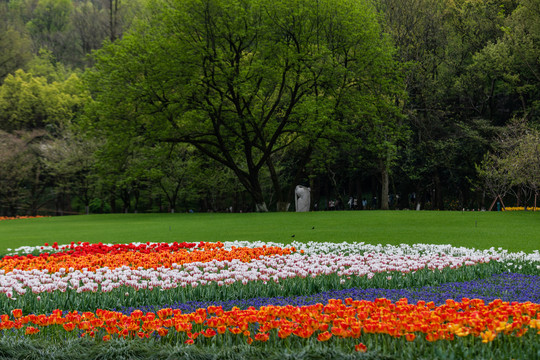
0,335 -> 488,360
85,0 -> 404,211
0,130 -> 43,215
497,0 -> 540,120
24,0 -> 76,65
0,3 -> 32,82
374,0 -> 531,209
0,47 -> 90,215
26,0 -> 73,34
40,127 -> 99,212
478,118 -> 540,202
1,0 -> 540,215
0,60 -> 87,131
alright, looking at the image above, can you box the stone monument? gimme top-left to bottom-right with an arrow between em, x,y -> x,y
295,185 -> 311,212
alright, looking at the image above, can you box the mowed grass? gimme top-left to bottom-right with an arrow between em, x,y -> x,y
0,211 -> 539,253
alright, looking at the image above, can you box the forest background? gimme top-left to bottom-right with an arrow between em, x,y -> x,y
0,0 -> 539,216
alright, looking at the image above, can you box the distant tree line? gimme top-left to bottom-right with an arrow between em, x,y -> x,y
0,0 -> 539,215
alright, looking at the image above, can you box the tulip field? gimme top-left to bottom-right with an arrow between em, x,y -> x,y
0,213 -> 539,359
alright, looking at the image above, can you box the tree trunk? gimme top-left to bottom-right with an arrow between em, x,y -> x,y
233,189 -> 239,213
250,183 -> 268,212
120,189 -> 130,213
433,171 -> 443,210
56,192 -> 64,216
311,177 -> 320,211
109,192 -> 117,213
380,159 -> 389,210
255,202 -> 269,212
9,203 -> 17,217
266,158 -> 287,212
109,0 -> 118,42
239,170 -> 269,212
133,190 -> 140,213
356,178 -> 363,209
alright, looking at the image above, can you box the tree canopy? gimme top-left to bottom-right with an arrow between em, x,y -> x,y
85,0 -> 403,211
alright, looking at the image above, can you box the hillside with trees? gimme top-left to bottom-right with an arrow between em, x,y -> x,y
0,0 -> 539,215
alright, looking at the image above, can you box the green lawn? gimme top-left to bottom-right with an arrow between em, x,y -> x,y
0,210 -> 539,252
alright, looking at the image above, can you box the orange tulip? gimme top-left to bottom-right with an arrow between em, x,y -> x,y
229,327 -> 242,335
203,328 -> 217,338
24,326 -> 40,335
11,309 -> 22,319
480,330 -> 496,343
255,332 -> 270,342
157,327 -> 169,337
63,323 -> 76,332
355,343 -> 367,352
317,331 -> 332,342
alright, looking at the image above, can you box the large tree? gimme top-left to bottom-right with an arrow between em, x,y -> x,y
85,0 -> 402,211
478,118 -> 540,208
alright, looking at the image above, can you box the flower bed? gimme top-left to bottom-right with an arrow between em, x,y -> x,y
0,241 -> 539,359
0,215 -> 48,221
